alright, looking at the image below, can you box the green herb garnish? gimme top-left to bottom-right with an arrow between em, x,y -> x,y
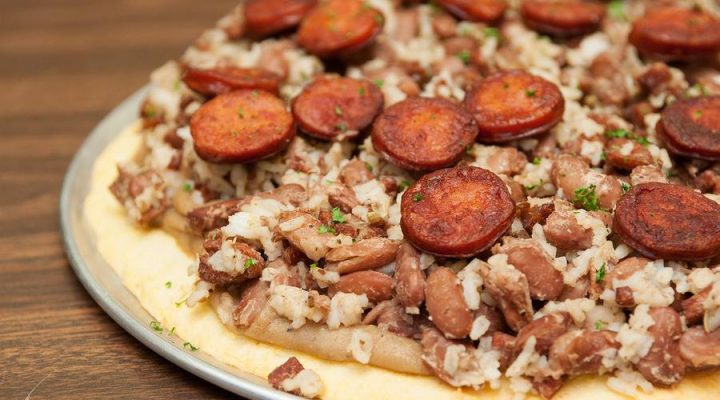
334,105 -> 343,117
595,262 -> 606,283
336,121 -> 348,132
483,27 -> 499,39
525,88 -> 537,98
365,162 -> 373,172
373,79 -> 384,88
594,320 -> 607,330
150,321 -> 163,332
412,193 -> 424,202
358,87 -> 366,96
532,157 -> 542,165
608,0 -> 626,21
237,107 -> 245,119
621,182 -> 631,193
331,207 -> 346,223
244,259 -> 257,270
318,224 -> 336,234
457,50 -> 471,65
164,281 -> 172,289
182,183 -> 193,192
183,342 -> 199,351
574,184 -> 600,211
399,179 -> 412,191
310,262 -> 318,269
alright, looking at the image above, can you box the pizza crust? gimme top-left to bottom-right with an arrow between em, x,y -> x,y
83,122 -> 720,399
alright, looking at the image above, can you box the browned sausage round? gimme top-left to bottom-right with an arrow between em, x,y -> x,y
463,70 -> 564,143
244,0 -> 318,37
371,97 -> 479,171
401,165 -> 515,257
520,0 -> 605,37
613,182 -> 720,261
629,7 -> 720,60
657,96 -> 720,160
182,67 -> 282,97
297,0 -> 384,58
436,0 -> 507,24
291,76 -> 383,141
190,90 -> 295,163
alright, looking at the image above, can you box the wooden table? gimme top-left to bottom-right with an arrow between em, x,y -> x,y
0,1 -> 243,398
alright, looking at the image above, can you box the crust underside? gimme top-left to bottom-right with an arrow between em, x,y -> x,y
84,122 -> 720,399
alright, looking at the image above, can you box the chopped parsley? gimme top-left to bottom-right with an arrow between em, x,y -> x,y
336,121 -> 347,132
318,224 -> 337,234
310,262 -> 319,269
182,183 -> 193,192
334,105 -> 343,117
457,50 -> 471,65
173,79 -> 182,92
525,183 -> 538,191
605,128 -> 650,146
465,144 -> 474,155
175,299 -> 186,308
243,258 -> 257,270
532,157 -> 542,165
183,342 -> 199,352
251,90 -> 258,97
164,281 -> 172,289
594,320 -> 607,330
694,110 -> 703,119
483,27 -> 499,39
373,78 -> 384,88
399,179 -> 412,191
358,86 -> 366,96
374,13 -> 384,24
574,184 -> 600,211
168,326 -> 176,335
365,162 -> 373,172
608,0 -> 626,21
150,321 -> 163,332
331,207 -> 346,223
525,88 -> 537,98
412,193 -> 424,202
595,262 -> 606,283
143,104 -> 157,119
237,107 -> 245,119
621,182 -> 631,193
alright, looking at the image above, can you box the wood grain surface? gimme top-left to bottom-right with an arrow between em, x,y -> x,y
0,1 -> 244,398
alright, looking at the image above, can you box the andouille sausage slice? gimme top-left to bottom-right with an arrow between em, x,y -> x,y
244,0 -> 318,38
436,0 -> 507,24
657,96 -> 720,160
520,0 -> 605,37
463,70 -> 564,143
371,97 -> 479,171
182,67 -> 282,97
292,76 -> 383,141
629,7 -> 720,60
190,90 -> 295,163
297,0 -> 384,57
401,165 -> 515,257
613,183 -> 720,261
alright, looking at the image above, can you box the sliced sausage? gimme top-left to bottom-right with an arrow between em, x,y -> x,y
297,0 -> 384,58
464,70 -> 564,143
182,67 -> 282,97
629,7 -> 720,60
425,267 -> 473,338
401,165 -> 515,257
371,97 -> 479,171
520,0 -> 605,37
435,0 -> 507,23
613,182 -> 720,261
190,90 -> 295,163
292,76 -> 383,141
636,307 -> 686,386
657,96 -> 720,160
328,270 -> 394,303
244,0 -> 317,37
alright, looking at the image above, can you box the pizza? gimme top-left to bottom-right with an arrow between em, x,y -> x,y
96,0 -> 720,398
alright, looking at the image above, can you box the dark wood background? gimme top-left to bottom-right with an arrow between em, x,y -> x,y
0,1 -> 244,398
